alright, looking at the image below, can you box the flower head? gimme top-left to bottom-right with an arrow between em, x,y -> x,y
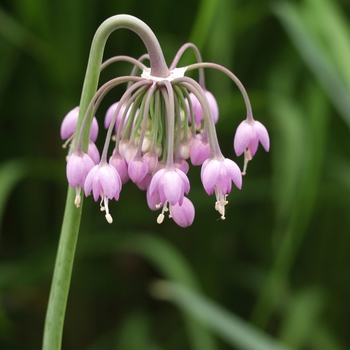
61,15 -> 269,226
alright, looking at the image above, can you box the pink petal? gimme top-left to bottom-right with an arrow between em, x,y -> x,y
233,121 -> 254,156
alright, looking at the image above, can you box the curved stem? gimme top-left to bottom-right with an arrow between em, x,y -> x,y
170,43 -> 205,87
176,77 -> 222,158
100,55 -> 147,72
186,62 -> 254,122
77,14 -> 169,150
159,81 -> 176,168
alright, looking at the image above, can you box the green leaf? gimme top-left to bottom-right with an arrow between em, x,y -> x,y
152,281 -> 291,350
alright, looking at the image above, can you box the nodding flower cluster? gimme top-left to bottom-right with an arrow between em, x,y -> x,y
60,15 -> 269,228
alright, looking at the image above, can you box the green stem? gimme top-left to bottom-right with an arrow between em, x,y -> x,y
77,14 -> 169,149
42,187 -> 82,349
42,14 -> 168,350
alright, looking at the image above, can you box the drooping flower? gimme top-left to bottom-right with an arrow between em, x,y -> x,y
84,163 -> 122,223
66,151 -> 95,207
190,133 -> 210,165
234,119 -> 269,174
169,197 -> 195,227
186,90 -> 219,127
149,167 -> 190,207
61,106 -> 99,144
201,157 -> 242,219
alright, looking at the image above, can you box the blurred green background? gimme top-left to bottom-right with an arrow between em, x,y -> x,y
1,0 -> 350,349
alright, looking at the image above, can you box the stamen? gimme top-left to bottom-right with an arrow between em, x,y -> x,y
157,213 -> 165,224
242,148 -> 252,176
105,213 -> 113,223
74,195 -> 81,208
74,187 -> 81,208
103,197 -> 113,224
214,189 -> 228,219
156,201 -> 169,224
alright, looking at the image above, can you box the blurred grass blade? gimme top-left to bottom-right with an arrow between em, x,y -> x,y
0,160 -> 29,230
152,281 -> 291,350
88,312 -> 164,350
274,2 -> 350,128
279,288 -> 324,349
0,6 -> 50,61
115,312 -> 163,350
0,158 -> 63,234
79,233 -> 218,350
304,0 -> 350,88
189,0 -> 220,49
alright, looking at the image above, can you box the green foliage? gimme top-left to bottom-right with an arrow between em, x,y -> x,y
0,0 -> 350,349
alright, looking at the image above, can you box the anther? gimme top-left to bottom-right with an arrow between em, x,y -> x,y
74,195 -> 81,208
157,213 -> 165,224
105,213 -> 113,224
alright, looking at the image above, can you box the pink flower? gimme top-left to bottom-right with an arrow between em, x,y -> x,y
234,119 -> 269,157
66,151 -> 94,207
190,133 -> 210,165
128,156 -> 148,184
170,197 -> 195,227
109,151 -> 129,184
60,106 -> 99,143
149,168 -> 190,206
201,157 -> 242,219
88,140 -> 100,164
84,163 -> 122,223
186,90 -> 219,127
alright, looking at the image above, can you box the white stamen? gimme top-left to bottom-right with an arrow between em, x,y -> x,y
157,213 -> 165,224
214,189 -> 229,219
74,187 -> 81,208
156,201 -> 169,224
242,148 -> 252,175
74,195 -> 81,208
105,213 -> 113,224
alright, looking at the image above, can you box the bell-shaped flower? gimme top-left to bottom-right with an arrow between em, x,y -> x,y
190,133 -> 210,165
149,167 -> 190,206
128,155 -> 148,184
88,140 -> 100,164
66,151 -> 95,207
109,150 -> 129,184
186,90 -> 219,127
60,106 -> 99,143
234,119 -> 269,158
169,197 -> 195,227
201,157 -> 242,219
84,163 -> 122,223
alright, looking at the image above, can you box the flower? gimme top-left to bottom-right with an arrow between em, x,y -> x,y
84,163 -> 122,223
61,106 -> 99,143
66,151 -> 95,207
234,119 -> 269,174
201,157 -> 242,219
190,133 -> 210,165
149,168 -> 190,207
169,197 -> 195,227
186,90 -> 219,127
